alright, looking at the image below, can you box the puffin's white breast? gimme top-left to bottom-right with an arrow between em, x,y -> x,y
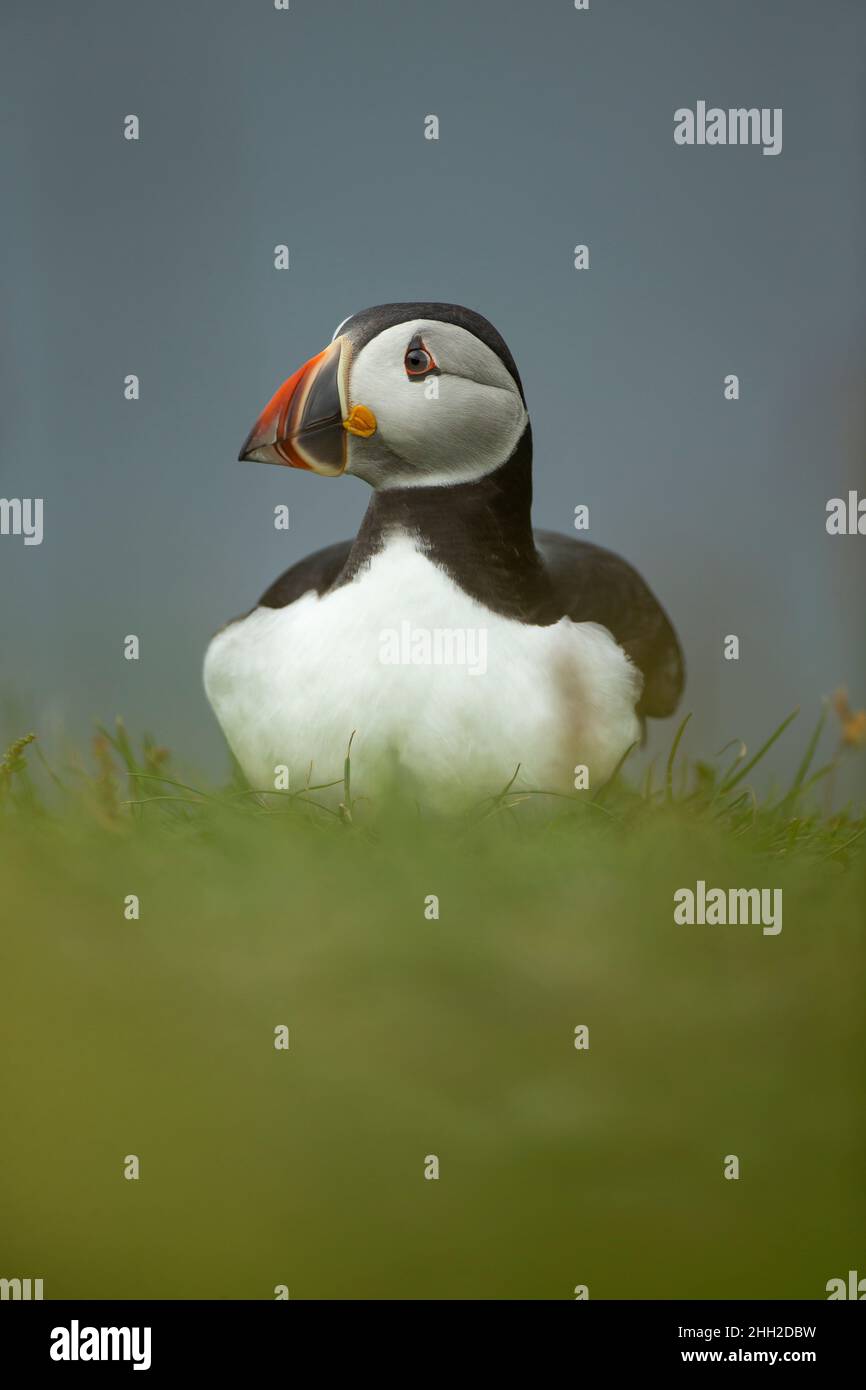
204,535 -> 641,807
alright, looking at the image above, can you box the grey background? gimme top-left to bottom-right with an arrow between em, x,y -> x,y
2,0 -> 864,792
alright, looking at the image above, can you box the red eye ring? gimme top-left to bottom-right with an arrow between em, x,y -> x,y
404,340 -> 437,377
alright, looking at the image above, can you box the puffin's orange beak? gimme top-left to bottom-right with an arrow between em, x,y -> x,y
239,336 -> 376,475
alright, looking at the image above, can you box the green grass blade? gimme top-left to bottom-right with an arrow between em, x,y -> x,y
665,713 -> 692,804
594,741 -> 637,804
719,709 -> 799,794
782,705 -> 828,806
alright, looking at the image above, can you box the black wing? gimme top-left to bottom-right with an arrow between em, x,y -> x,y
216,540 -> 352,633
534,529 -> 684,719
258,540 -> 353,609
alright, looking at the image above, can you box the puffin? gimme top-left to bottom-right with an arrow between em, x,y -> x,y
204,303 -> 683,807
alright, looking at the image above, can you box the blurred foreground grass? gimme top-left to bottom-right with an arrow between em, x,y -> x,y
0,706 -> 864,1300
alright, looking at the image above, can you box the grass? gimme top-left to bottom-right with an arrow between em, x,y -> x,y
0,706 -> 864,1299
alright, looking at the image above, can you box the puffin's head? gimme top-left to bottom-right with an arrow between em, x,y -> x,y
239,302 -> 528,489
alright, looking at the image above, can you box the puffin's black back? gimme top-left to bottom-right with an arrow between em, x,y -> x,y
337,302 -> 526,403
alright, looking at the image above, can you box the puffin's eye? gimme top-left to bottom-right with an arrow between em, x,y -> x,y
404,339 -> 437,377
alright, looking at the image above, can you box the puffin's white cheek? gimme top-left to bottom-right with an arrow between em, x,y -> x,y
447,380 -> 526,464
394,379 -> 526,475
